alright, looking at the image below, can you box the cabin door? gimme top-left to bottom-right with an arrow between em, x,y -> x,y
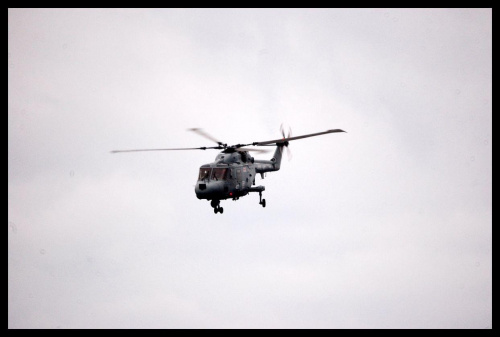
235,168 -> 242,190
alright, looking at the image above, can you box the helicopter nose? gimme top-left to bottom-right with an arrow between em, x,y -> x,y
195,181 -> 224,199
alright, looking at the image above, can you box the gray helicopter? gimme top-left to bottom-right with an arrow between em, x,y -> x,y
111,126 -> 345,214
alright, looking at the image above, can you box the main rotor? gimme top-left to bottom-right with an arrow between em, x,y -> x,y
110,126 -> 346,154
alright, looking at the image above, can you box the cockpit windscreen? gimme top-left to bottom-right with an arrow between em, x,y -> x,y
211,168 -> 227,181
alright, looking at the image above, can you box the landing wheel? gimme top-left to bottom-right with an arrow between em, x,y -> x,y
258,191 -> 267,208
213,204 -> 223,214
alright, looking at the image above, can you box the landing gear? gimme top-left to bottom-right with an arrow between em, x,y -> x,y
259,191 -> 266,208
211,200 -> 224,214
249,186 -> 266,208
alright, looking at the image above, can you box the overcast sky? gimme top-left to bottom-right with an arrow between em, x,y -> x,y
8,8 -> 491,329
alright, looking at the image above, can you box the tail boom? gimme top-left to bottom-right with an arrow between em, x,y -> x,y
254,144 -> 284,173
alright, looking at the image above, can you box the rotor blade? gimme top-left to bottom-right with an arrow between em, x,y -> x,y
286,145 -> 292,161
252,129 -> 346,146
236,147 -> 271,154
110,146 -> 222,153
188,128 -> 224,146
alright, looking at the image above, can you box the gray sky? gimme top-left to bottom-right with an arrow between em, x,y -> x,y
8,8 -> 491,329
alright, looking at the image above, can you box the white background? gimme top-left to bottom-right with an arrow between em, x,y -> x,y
8,8 -> 491,328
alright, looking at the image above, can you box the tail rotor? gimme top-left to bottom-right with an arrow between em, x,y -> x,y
280,123 -> 293,161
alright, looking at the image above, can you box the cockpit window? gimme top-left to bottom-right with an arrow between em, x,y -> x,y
198,167 -> 211,181
211,168 -> 227,181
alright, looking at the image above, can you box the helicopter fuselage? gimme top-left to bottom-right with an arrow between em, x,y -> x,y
194,145 -> 283,203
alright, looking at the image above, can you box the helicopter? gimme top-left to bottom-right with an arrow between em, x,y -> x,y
111,125 -> 345,214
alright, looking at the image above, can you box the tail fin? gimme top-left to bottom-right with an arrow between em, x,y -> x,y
270,144 -> 284,171
254,144 -> 284,174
